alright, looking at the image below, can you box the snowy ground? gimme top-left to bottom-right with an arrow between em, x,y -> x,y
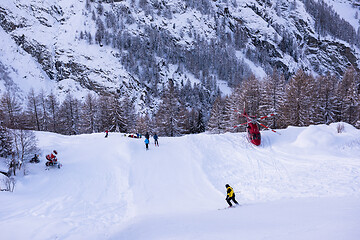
1,123 -> 360,240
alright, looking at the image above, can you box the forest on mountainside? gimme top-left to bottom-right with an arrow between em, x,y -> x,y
80,0 -> 360,86
0,66 -> 358,139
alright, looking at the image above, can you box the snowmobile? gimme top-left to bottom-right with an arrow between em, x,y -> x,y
45,160 -> 62,169
30,154 -> 40,163
45,155 -> 62,169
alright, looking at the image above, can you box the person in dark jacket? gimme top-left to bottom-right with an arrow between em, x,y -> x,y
9,153 -> 17,176
30,154 -> 40,163
225,184 -> 239,207
145,132 -> 149,140
153,133 -> 159,146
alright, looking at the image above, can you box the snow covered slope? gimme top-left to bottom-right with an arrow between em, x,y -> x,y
323,0 -> 360,30
1,123 -> 360,239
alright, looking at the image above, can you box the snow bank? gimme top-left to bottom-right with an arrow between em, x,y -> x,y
292,123 -> 360,154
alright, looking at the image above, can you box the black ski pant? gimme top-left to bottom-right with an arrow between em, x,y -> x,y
226,195 -> 239,207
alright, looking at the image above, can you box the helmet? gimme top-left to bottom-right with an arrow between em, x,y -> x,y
225,184 -> 230,188
53,150 -> 58,155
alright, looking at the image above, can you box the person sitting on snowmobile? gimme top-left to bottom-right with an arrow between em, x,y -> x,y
225,184 -> 239,207
30,154 -> 40,163
46,150 -> 58,166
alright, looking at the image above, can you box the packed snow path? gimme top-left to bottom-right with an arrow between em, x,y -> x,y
1,123 -> 360,239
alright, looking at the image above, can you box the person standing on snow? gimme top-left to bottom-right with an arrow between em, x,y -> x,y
105,130 -> 108,138
9,153 -> 17,176
225,184 -> 239,207
153,133 -> 159,146
145,132 -> 149,140
144,138 -> 149,150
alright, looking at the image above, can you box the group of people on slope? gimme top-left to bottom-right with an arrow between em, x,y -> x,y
144,132 -> 159,150
104,130 -> 159,150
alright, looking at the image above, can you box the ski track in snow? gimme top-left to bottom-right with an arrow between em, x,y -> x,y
1,123 -> 360,239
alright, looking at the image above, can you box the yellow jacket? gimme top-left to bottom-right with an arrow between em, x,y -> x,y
227,186 -> 234,198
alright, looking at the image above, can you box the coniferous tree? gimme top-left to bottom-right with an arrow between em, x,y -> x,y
0,91 -> 22,129
156,80 -> 181,136
46,92 -> 60,133
281,69 -> 313,126
188,108 -> 198,134
26,88 -> 41,131
38,89 -> 48,132
96,2 -> 104,15
85,0 -> 91,11
240,75 -> 261,117
177,105 -> 190,135
225,85 -> 247,132
81,93 -> 98,133
92,10 -> 96,21
195,109 -> 206,133
223,95 -> 238,132
59,93 -> 80,135
306,73 -> 318,125
97,96 -> 112,132
120,95 -> 136,133
135,114 -> 150,135
108,95 -> 123,132
188,108 -> 205,134
88,32 -> 93,44
0,122 -> 12,158
95,17 -> 105,45
207,97 -> 226,134
261,69 -> 286,128
313,74 -> 339,124
337,66 -> 360,125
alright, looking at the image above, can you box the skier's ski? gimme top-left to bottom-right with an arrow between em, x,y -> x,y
218,205 -> 239,210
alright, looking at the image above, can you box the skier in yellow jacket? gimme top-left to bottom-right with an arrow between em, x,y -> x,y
225,184 -> 239,207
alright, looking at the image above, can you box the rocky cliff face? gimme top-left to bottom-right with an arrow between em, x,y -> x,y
0,0 -> 359,108
0,1 -> 140,103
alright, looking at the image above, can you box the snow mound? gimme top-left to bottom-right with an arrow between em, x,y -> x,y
292,123 -> 360,154
294,124 -> 338,148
